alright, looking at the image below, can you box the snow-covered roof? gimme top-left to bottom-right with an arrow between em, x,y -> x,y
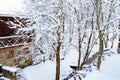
0,0 -> 30,18
0,0 -> 25,12
0,11 -> 30,18
0,12 -> 29,18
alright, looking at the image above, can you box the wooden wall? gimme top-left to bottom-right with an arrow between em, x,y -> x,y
0,16 -> 34,67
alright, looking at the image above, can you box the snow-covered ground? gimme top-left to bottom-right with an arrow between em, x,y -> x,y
23,49 -> 78,80
83,54 -> 120,80
0,0 -> 119,80
23,61 -> 56,80
23,47 -> 120,80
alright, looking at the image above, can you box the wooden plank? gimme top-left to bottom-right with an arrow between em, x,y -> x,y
0,44 -> 23,50
0,35 -> 28,39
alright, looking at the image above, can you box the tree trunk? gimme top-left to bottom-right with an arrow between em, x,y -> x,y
78,29 -> 81,70
97,30 -> 104,70
55,41 -> 61,80
55,0 -> 64,79
80,32 -> 92,70
95,0 -> 104,70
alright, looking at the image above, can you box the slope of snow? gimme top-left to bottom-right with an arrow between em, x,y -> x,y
60,49 -> 79,79
83,54 -> 120,80
22,38 -> 119,80
23,47 -> 120,80
2,66 -> 20,73
22,42 -> 120,80
23,61 -> 56,80
23,48 -> 79,80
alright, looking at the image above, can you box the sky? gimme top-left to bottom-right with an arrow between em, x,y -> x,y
0,0 -> 25,12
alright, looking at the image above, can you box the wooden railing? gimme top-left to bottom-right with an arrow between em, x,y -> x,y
0,35 -> 32,49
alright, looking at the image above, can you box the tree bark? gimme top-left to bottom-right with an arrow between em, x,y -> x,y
78,28 -> 81,70
55,1 -> 64,79
97,30 -> 104,70
80,32 -> 93,70
55,41 -> 61,80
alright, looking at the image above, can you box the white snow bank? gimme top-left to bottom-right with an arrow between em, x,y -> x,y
60,49 -> 79,79
23,61 -> 56,80
23,46 -> 120,80
23,48 -> 78,80
83,54 -> 120,80
2,66 -> 20,73
0,77 -> 10,80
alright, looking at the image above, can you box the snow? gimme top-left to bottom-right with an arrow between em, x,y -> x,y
62,48 -> 78,66
2,66 -> 20,73
0,77 -> 10,80
0,35 -> 28,39
0,0 -> 28,17
0,0 -> 25,12
83,54 -> 120,80
22,47 -> 120,80
60,49 -> 79,79
0,0 -> 119,80
23,48 -> 79,80
23,61 -> 56,80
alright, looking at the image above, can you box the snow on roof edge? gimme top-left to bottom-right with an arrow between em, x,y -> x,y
0,11 -> 31,18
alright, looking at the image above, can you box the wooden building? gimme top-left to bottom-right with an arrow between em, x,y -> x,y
0,13 -> 35,67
